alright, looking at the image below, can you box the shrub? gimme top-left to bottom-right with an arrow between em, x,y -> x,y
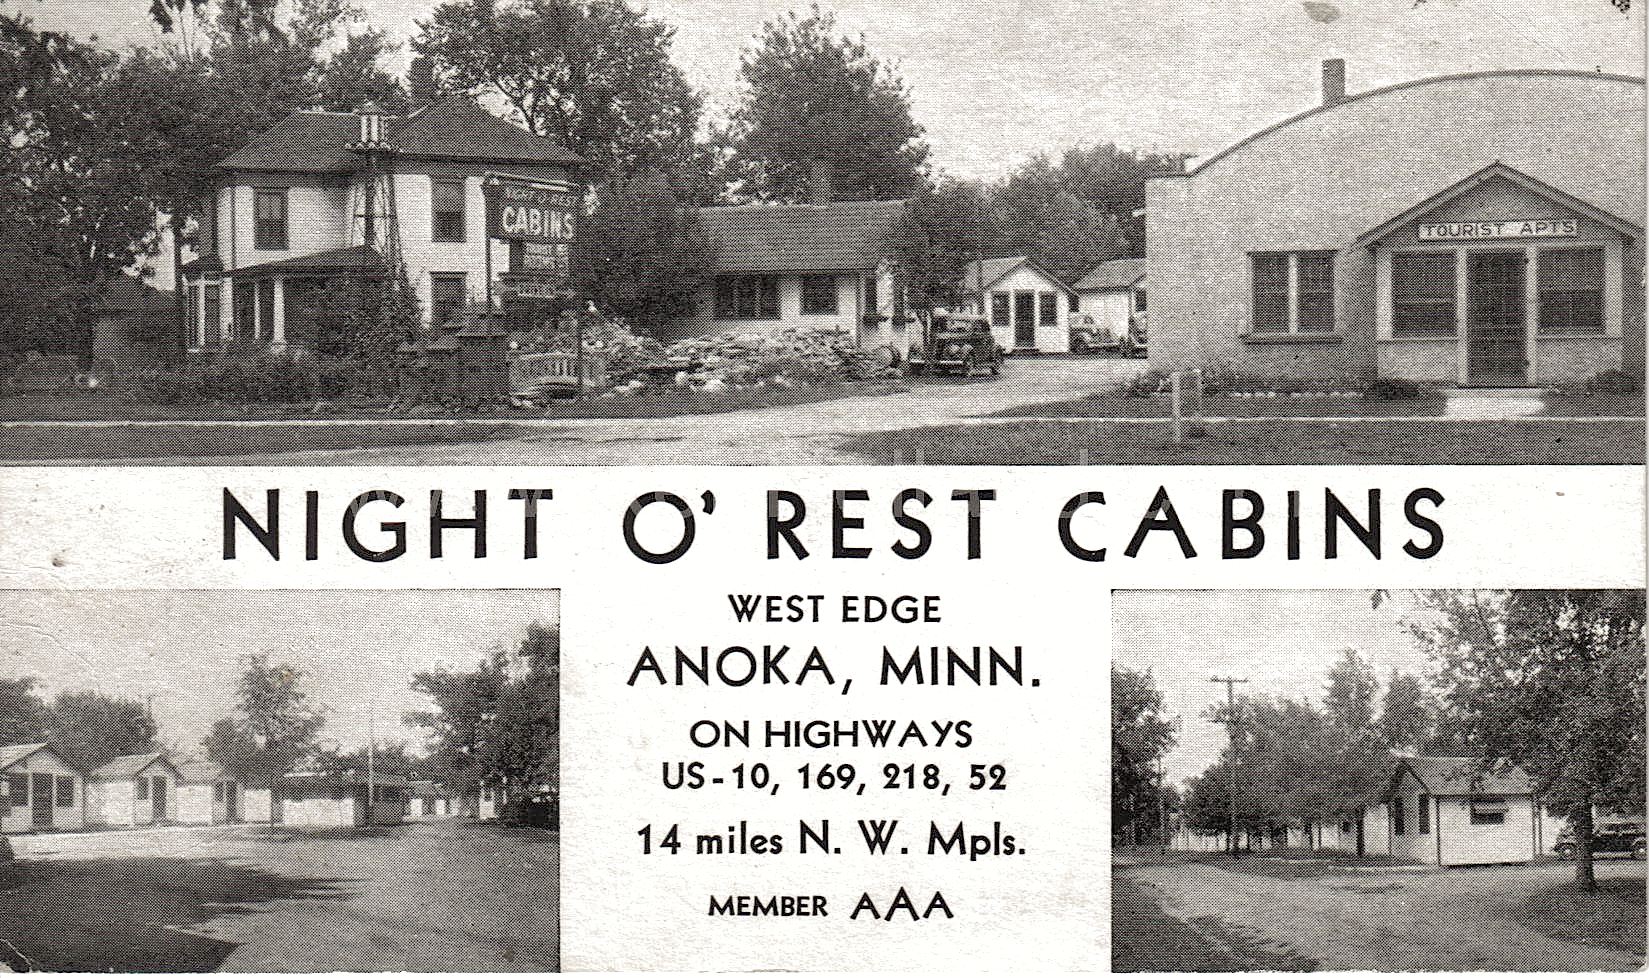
130,350 -> 376,405
1369,377 -> 1432,400
1584,368 -> 1640,395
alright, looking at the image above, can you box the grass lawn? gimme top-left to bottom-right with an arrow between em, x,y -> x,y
0,420 -> 536,461
0,379 -> 907,423
843,416 -> 1646,464
1168,849 -> 1429,880
990,391 -> 1644,420
0,821 -> 558,972
1514,877 -> 1648,959
1112,867 -> 1314,972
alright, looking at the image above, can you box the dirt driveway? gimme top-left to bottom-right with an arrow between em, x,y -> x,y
21,356 -> 1139,465
1120,857 -> 1645,972
0,820 -> 558,972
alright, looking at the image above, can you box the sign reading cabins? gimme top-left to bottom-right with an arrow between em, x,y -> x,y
486,177 -> 579,296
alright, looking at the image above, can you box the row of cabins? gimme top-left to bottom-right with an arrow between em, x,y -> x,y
0,742 -> 505,834
1170,756 -> 1592,867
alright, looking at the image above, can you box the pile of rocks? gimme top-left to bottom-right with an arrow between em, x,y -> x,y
602,326 -> 900,398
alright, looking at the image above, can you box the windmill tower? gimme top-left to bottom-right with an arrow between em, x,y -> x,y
348,101 -> 403,278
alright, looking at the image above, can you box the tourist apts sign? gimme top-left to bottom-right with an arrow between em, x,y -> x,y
1417,217 -> 1579,241
486,177 -> 579,295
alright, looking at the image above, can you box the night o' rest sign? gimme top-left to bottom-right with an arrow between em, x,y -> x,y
486,180 -> 579,243
1417,217 -> 1579,241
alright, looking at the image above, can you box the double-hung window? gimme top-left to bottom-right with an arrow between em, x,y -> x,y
56,776 -> 74,807
136,777 -> 150,801
713,276 -> 780,320
1538,247 -> 1605,334
800,275 -> 837,315
1392,252 -> 1457,336
432,178 -> 466,243
253,188 -> 288,250
1417,793 -> 1431,833
1251,251 -> 1336,334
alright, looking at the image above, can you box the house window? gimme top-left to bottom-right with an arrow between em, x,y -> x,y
1393,796 -> 1406,835
56,775 -> 73,807
989,292 -> 1010,328
1393,252 -> 1457,336
136,777 -> 150,801
1417,793 -> 1430,834
1470,798 -> 1508,825
253,188 -> 288,250
1134,288 -> 1147,313
203,285 -> 221,347
1538,247 -> 1605,334
801,275 -> 838,314
1340,820 -> 1353,834
1038,292 -> 1058,328
1251,251 -> 1336,333
214,783 -> 225,802
713,276 -> 780,320
431,273 -> 467,324
432,178 -> 466,243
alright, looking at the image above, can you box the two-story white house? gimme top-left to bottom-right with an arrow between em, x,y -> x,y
180,98 -> 582,350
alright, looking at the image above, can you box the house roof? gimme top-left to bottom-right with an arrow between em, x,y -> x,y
1073,257 -> 1147,293
283,770 -> 411,788
698,199 -> 906,274
218,98 -> 581,173
1392,756 -> 1533,797
174,758 -> 228,784
0,743 -> 53,772
1186,70 -> 1645,177
228,245 -> 389,278
90,753 -> 177,782
960,256 -> 1076,295
1352,160 -> 1645,249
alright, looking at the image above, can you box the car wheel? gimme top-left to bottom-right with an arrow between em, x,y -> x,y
962,356 -> 977,378
1556,843 -> 1577,860
1634,842 -> 1646,860
990,359 -> 1000,376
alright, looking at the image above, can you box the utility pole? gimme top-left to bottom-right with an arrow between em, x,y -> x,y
366,710 -> 376,824
1210,676 -> 1249,858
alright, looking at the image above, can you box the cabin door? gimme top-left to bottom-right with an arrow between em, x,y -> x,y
1013,292 -> 1036,348
151,776 -> 167,820
1466,251 -> 1527,385
225,783 -> 238,822
1355,817 -> 1365,857
31,774 -> 53,828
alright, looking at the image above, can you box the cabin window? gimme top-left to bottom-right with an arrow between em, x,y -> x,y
136,777 -> 150,800
430,272 -> 467,324
432,178 -> 466,242
1470,798 -> 1508,825
214,783 -> 225,802
423,798 -> 435,815
1417,793 -> 1430,833
1252,251 -> 1335,333
1068,293 -> 1080,313
713,276 -> 780,320
1038,292 -> 1058,329
253,188 -> 289,250
1134,288 -> 1147,313
1393,796 -> 1406,835
56,775 -> 74,807
864,274 -> 879,314
1538,247 -> 1605,334
800,275 -> 838,315
1393,252 -> 1457,336
7,774 -> 28,804
989,292 -> 1010,329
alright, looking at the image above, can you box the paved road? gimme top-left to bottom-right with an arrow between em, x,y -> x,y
3,821 -> 559,972
113,356 -> 1141,465
1120,857 -> 1645,972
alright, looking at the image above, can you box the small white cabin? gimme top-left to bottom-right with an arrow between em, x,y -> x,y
174,758 -> 242,825
277,772 -> 410,828
408,780 -> 458,820
1383,756 -> 1538,866
0,743 -> 88,834
86,753 -> 180,827
957,257 -> 1076,354
1073,257 -> 1146,343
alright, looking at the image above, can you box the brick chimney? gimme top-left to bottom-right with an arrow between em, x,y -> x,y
807,159 -> 833,206
1322,58 -> 1346,106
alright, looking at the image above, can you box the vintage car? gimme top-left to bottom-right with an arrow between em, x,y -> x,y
1554,821 -> 1646,860
908,315 -> 1003,377
1069,314 -> 1149,358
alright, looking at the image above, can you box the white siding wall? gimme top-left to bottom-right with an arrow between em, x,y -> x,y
243,787 -> 275,824
176,783 -> 214,825
669,268 -> 899,349
1388,769 -> 1436,863
1438,794 -> 1537,866
1078,289 -> 1133,338
971,265 -> 1071,353
281,795 -> 363,827
86,781 -> 136,828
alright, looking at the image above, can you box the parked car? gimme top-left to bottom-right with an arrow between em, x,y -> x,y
1068,314 -> 1149,358
909,314 -> 1003,377
1554,821 -> 1646,860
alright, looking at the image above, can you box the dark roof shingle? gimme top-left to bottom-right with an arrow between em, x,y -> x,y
1074,257 -> 1147,293
219,99 -> 580,172
90,753 -> 175,781
699,200 -> 905,274
1399,756 -> 1533,796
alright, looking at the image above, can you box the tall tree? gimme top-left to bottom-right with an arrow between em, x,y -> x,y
892,178 -> 1000,313
722,5 -> 928,203
414,0 -> 702,184
1111,665 -> 1176,845
571,171 -> 709,334
1412,589 -> 1646,890
46,691 -> 160,771
1048,142 -> 1186,255
990,155 -> 1127,284
1379,669 -> 1434,753
203,652 -> 327,787
0,678 -> 50,746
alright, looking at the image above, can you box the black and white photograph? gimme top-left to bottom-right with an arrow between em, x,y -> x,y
1112,589 -> 1646,972
0,1 -> 1642,464
0,590 -> 561,973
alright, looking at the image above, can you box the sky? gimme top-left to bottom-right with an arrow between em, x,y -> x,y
0,590 -> 558,757
11,0 -> 1645,180
1112,590 -> 1440,787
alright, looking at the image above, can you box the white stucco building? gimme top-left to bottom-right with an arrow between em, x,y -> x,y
86,753 -> 180,828
0,744 -> 87,834
957,256 -> 1076,354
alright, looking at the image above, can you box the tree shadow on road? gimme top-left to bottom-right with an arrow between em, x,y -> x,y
0,855 -> 348,972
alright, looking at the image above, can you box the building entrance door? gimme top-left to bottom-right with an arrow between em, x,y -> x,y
1013,292 -> 1036,348
151,776 -> 167,820
31,773 -> 53,829
1466,251 -> 1527,385
225,783 -> 238,823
